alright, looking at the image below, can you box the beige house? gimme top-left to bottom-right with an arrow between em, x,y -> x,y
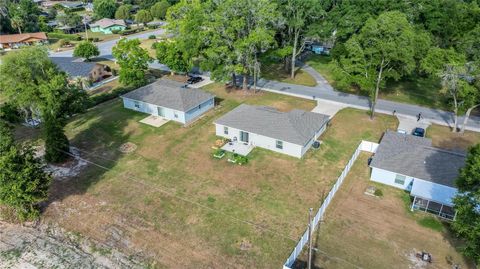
0,32 -> 48,49
50,57 -> 113,88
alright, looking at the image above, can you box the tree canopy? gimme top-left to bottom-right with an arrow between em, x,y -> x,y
453,144 -> 480,264
112,38 -> 152,87
150,0 -> 170,20
115,4 -> 132,20
135,9 -> 153,25
93,0 -> 117,19
73,41 -> 100,61
0,122 -> 52,221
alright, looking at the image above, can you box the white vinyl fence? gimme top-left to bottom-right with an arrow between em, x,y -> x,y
283,140 -> 378,269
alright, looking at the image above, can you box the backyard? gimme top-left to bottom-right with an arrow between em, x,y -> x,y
34,84 -> 398,268
294,153 -> 474,269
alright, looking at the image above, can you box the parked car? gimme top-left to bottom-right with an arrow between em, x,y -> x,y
412,127 -> 425,137
187,76 -> 203,84
397,129 -> 407,134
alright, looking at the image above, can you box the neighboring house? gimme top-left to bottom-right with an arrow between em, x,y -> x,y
121,79 -> 215,125
90,18 -> 126,34
214,104 -> 329,158
369,130 -> 466,220
50,57 -> 112,85
0,32 -> 48,49
60,1 -> 84,10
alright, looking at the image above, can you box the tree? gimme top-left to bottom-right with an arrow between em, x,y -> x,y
421,48 -> 476,133
452,144 -> 480,264
155,40 -> 190,75
337,11 -> 420,119
115,4 -> 132,20
135,9 -> 153,25
0,48 -> 88,163
0,122 -> 52,221
57,12 -> 82,27
112,38 -> 152,87
93,0 -> 117,19
150,0 -> 170,20
73,41 -> 100,61
10,15 -> 23,34
199,0 -> 280,90
279,0 -> 325,78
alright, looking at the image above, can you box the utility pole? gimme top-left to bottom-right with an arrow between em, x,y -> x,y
307,207 -> 313,269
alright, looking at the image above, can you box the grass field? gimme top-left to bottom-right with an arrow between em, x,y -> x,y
261,62 -> 317,87
294,153 -> 473,269
427,124 -> 480,151
38,85 -> 397,268
139,38 -> 159,58
305,55 -> 449,110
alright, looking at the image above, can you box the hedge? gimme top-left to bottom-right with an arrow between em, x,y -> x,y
88,86 -> 135,107
47,32 -> 82,41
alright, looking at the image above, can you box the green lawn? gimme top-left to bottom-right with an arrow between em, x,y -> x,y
306,55 -> 448,110
40,86 -> 397,267
261,62 -> 317,87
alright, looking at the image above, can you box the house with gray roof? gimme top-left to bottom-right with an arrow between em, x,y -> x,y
50,57 -> 112,86
369,130 -> 466,220
214,104 -> 329,158
121,79 -> 215,125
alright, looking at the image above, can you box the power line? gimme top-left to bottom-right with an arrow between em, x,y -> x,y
55,146 -> 368,269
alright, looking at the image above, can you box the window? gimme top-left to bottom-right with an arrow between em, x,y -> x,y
198,104 -> 201,109
134,101 -> 140,109
276,140 -> 283,149
174,112 -> 178,118
394,174 -> 406,185
224,126 -> 228,135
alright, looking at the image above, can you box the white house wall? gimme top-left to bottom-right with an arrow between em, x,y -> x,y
370,167 -> 415,190
122,97 -> 186,124
300,124 -> 327,156
184,98 -> 214,123
215,124 -> 305,158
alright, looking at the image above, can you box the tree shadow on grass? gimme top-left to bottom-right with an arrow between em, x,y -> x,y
42,100 -> 140,208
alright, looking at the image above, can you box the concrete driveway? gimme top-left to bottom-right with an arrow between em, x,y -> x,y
311,99 -> 347,118
396,115 -> 430,134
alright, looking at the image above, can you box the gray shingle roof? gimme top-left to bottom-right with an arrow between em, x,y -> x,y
370,130 -> 466,188
214,104 -> 329,145
50,57 -> 97,78
90,18 -> 126,28
121,79 -> 215,112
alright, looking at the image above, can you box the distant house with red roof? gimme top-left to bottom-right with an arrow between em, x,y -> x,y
0,32 -> 48,49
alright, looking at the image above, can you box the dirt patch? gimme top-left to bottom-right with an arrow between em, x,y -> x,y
0,221 -> 145,269
45,147 -> 88,180
118,142 -> 137,153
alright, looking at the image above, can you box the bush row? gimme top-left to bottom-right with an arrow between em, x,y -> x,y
88,86 -> 135,108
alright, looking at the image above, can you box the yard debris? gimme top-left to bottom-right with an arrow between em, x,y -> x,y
118,142 -> 137,153
406,249 -> 431,269
239,239 -> 253,251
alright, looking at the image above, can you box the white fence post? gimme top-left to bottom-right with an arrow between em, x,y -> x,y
283,141 -> 378,269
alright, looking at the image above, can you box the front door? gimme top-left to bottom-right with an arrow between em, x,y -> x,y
240,131 -> 249,143
157,107 -> 165,117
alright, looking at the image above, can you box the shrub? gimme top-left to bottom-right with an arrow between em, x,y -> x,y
0,102 -> 21,123
235,155 -> 248,165
111,29 -> 121,34
148,34 -> 156,39
120,29 -> 137,35
374,188 -> 383,197
48,32 -> 81,41
86,37 -> 100,42
88,86 -> 135,107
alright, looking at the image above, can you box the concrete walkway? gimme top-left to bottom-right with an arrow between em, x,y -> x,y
312,99 -> 347,118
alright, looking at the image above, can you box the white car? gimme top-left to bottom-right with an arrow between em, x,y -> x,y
397,129 -> 407,134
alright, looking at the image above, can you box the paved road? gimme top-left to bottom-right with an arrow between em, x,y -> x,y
50,34 -> 480,132
257,64 -> 480,132
50,29 -> 167,60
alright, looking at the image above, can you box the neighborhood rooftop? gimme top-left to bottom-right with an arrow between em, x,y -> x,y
121,79 -> 215,112
215,104 -> 329,146
0,32 -> 47,44
370,130 -> 466,187
90,18 -> 126,28
50,57 -> 98,78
